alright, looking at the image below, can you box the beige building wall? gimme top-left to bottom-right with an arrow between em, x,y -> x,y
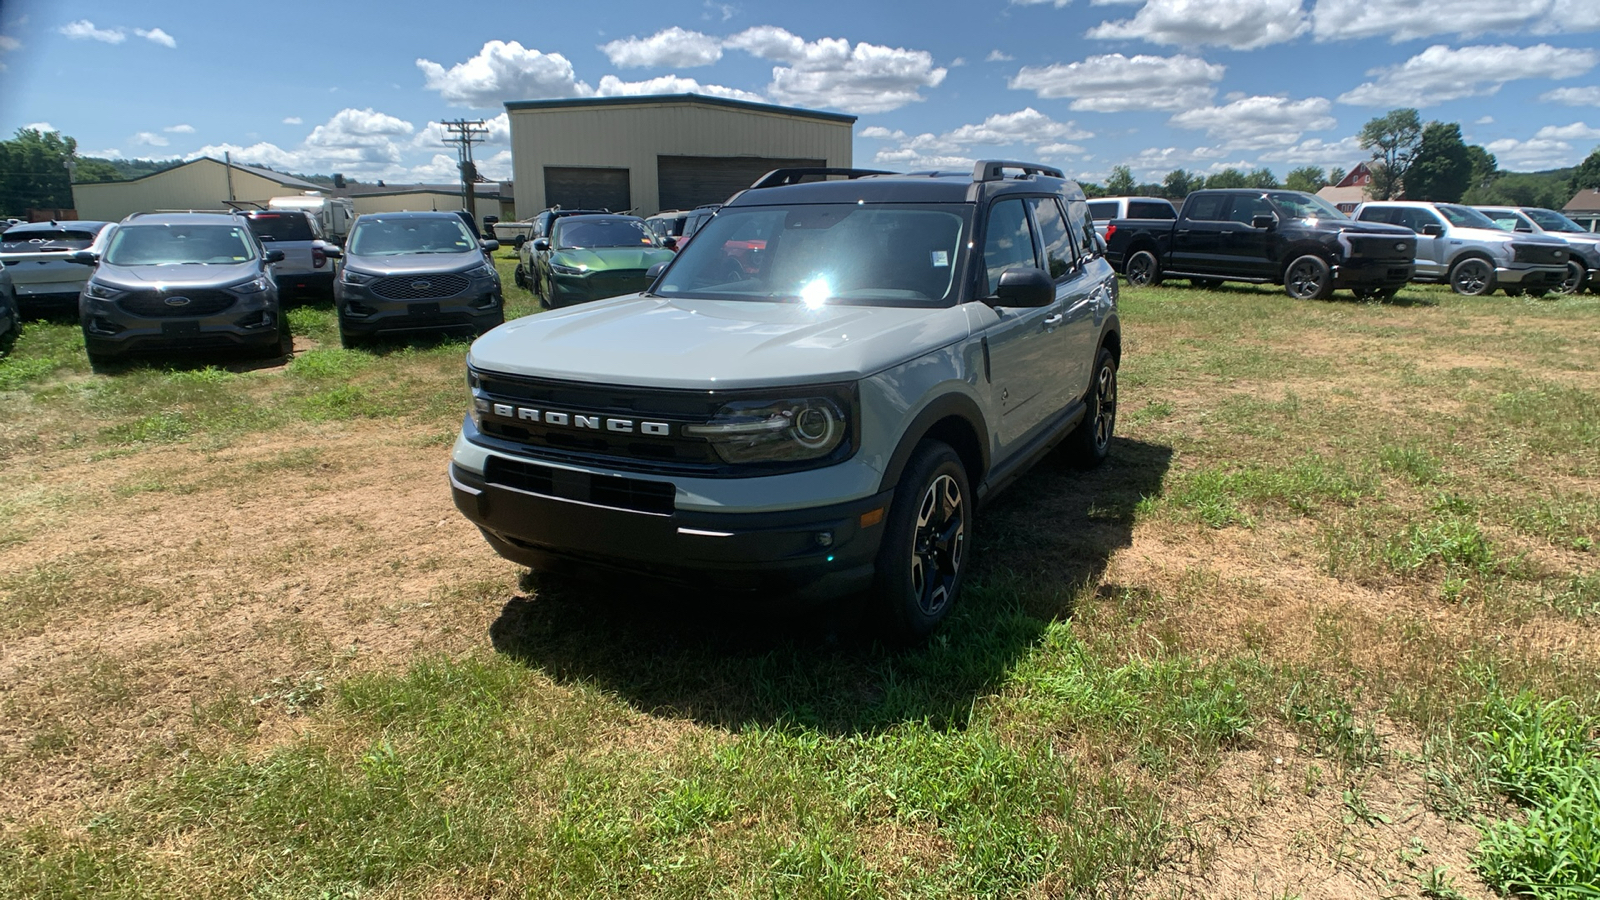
508,98 -> 854,219
71,159 -> 292,221
351,191 -> 500,223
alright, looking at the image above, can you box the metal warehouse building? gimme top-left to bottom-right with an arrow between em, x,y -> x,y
506,94 -> 855,219
70,157 -> 325,222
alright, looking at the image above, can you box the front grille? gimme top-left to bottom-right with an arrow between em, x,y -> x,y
118,289 -> 237,318
587,270 -> 649,300
1350,236 -> 1413,260
371,272 -> 468,300
484,456 -> 675,515
1512,243 -> 1567,265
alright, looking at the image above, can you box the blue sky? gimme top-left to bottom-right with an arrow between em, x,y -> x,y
2,0 -> 1598,186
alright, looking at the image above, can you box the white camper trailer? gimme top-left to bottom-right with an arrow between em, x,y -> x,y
267,193 -> 355,242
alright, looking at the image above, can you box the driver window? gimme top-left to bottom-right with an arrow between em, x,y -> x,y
983,199 -> 1037,296
1227,195 -> 1272,225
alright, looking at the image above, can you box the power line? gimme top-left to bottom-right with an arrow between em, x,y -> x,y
441,119 -> 488,226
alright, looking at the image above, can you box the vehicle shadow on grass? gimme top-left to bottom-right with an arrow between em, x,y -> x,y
1164,279 -> 1440,307
487,437 -> 1174,735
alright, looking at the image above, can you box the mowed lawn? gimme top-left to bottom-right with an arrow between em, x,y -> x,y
0,254 -> 1596,899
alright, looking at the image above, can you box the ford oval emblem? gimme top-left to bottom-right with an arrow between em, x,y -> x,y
164,295 -> 191,307
1396,243 -> 1407,251
411,280 -> 431,290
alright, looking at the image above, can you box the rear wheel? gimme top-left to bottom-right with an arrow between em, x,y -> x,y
1284,254 -> 1334,300
1449,257 -> 1496,296
513,263 -> 528,289
1557,260 -> 1586,295
1125,249 -> 1162,287
1063,346 -> 1118,468
873,441 -> 970,644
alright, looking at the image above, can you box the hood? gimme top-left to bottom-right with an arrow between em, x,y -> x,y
551,247 -> 675,271
1328,220 -> 1412,236
469,295 -> 972,390
96,261 -> 261,289
343,250 -> 483,275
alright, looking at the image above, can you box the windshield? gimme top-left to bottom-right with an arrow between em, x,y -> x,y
1479,210 -> 1527,232
103,224 -> 258,266
1269,192 -> 1350,220
1436,204 -> 1498,229
654,203 -> 970,307
1524,208 -> 1587,233
348,217 -> 477,256
246,213 -> 317,242
553,218 -> 657,250
1,228 -> 101,252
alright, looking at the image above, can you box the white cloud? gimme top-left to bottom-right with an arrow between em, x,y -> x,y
595,74 -> 764,102
192,108 -> 423,179
1337,44 -> 1597,107
164,124 -> 195,134
1256,135 -> 1364,168
1475,115 -> 1495,125
282,116 -> 303,125
1169,95 -> 1336,149
81,148 -> 121,159
130,131 -> 169,147
23,122 -> 56,133
1009,53 -> 1224,112
1484,136 -> 1582,169
725,26 -> 946,113
1542,86 -> 1600,106
1117,144 -> 1230,177
986,49 -> 1014,62
134,27 -> 175,48
417,40 -> 591,108
868,108 -> 1093,168
858,126 -> 907,140
601,27 -> 723,68
1311,0 -> 1551,42
59,20 -> 125,43
412,112 -> 511,151
1087,0 -> 1309,50
1011,0 -> 1075,6
704,1 -> 738,22
872,148 -> 976,170
1035,142 -> 1090,160
1535,121 -> 1600,141
0,34 -> 20,52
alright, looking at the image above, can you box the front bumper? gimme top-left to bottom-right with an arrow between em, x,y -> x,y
15,285 -> 84,314
1497,264 -> 1567,287
80,294 -> 281,357
548,272 -> 650,308
1333,259 -> 1413,289
337,280 -> 501,337
450,461 -> 890,603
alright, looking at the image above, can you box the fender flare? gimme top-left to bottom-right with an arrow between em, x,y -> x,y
876,392 -> 990,494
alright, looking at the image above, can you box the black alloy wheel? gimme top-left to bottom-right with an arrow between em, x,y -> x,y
875,440 -> 970,643
1556,260 -> 1586,295
1449,257 -> 1496,296
1064,346 -> 1118,467
1124,250 -> 1161,287
1284,254 -> 1334,300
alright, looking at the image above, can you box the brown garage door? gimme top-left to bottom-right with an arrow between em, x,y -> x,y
544,167 -> 631,212
657,156 -> 826,212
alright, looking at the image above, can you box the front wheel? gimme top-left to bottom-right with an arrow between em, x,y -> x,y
873,440 -> 970,644
1124,249 -> 1162,287
1556,260 -> 1586,295
1449,257 -> 1496,296
274,309 -> 294,358
513,263 -> 527,289
1284,254 -> 1334,300
1352,287 -> 1398,302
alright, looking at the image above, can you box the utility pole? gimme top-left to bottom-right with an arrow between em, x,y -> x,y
441,119 -> 488,230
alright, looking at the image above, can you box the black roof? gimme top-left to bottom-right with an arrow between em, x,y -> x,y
723,164 -> 1086,208
503,93 -> 855,125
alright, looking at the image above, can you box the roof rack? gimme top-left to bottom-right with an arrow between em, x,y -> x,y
972,160 -> 1065,182
749,167 -> 895,190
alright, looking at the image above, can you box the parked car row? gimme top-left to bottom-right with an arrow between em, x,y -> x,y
513,210 -> 677,308
1098,189 -> 1586,300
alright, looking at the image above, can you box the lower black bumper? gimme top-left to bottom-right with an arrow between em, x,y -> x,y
450,462 -> 890,603
83,325 -> 280,358
340,296 -> 501,338
1334,260 -> 1413,289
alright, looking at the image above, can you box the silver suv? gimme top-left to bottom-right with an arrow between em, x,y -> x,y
334,211 -> 503,348
0,220 -> 114,316
1473,205 -> 1600,295
451,161 -> 1122,640
242,210 -> 338,301
1353,201 -> 1569,296
76,212 -> 292,370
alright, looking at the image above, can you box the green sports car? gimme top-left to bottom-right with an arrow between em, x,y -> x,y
525,214 -> 677,308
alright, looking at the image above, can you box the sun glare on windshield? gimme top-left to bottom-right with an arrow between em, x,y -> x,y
801,276 -> 830,309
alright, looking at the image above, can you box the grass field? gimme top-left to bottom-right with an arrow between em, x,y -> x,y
0,254 -> 1596,899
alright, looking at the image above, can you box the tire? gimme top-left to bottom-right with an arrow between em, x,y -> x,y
873,440 -> 971,644
513,263 -> 527,289
475,309 -> 506,336
1503,287 -> 1524,297
1191,277 -> 1222,289
1063,346 -> 1118,468
1556,260 -> 1586,295
1449,256 -> 1496,296
1352,287 -> 1398,302
338,322 -> 362,350
1284,254 -> 1334,300
86,345 -> 123,373
274,309 -> 294,358
1124,249 -> 1162,287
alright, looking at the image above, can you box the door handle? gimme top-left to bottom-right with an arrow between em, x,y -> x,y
1176,229 -> 1191,235
1043,313 -> 1063,328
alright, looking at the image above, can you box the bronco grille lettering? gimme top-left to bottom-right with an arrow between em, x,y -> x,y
483,402 -> 671,436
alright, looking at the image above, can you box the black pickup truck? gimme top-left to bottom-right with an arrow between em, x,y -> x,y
1105,188 -> 1416,300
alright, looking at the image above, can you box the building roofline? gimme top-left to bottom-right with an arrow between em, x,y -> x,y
72,156 -> 323,191
503,93 -> 856,124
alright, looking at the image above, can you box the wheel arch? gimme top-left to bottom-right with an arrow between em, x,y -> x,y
877,394 -> 989,495
1279,244 -> 1335,282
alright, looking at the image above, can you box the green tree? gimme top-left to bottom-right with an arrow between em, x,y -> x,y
1467,145 -> 1500,190
1205,168 -> 1248,189
1358,108 -> 1422,200
1285,166 -> 1330,193
73,158 -> 124,184
1244,167 -> 1280,188
1571,146 -> 1600,195
1327,166 -> 1347,187
0,128 -> 79,213
1105,165 -> 1136,196
1404,121 -> 1473,202
1162,168 -> 1200,200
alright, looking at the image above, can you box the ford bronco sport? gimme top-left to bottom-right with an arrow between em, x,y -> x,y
451,161 -> 1123,640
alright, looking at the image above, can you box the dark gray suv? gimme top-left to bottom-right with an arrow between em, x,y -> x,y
76,212 -> 293,370
334,211 -> 503,348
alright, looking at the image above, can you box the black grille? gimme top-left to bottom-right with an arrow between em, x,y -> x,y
371,272 -> 468,300
484,456 -> 675,515
587,270 -> 649,300
1512,243 -> 1567,265
1349,235 -> 1413,260
118,290 -> 237,318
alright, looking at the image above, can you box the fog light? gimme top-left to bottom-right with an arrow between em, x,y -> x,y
814,531 -> 834,548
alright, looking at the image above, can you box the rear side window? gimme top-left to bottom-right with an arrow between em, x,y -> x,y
983,198 -> 1038,295
1,229 -> 100,251
1027,197 -> 1076,280
1087,201 -> 1118,221
246,213 -> 316,242
1129,200 -> 1175,219
1356,207 -> 1393,224
1185,194 -> 1228,221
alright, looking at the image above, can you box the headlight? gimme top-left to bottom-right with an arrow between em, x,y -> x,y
550,262 -> 587,276
341,269 -> 377,285
684,394 -> 851,464
230,276 -> 270,294
465,263 -> 495,280
85,281 -> 123,300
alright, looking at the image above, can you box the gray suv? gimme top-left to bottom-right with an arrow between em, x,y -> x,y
451,161 -> 1122,640
1473,205 -> 1600,295
335,211 -> 503,348
1353,201 -> 1569,296
76,212 -> 293,370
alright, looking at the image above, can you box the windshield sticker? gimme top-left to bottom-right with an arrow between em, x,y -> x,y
931,250 -> 949,268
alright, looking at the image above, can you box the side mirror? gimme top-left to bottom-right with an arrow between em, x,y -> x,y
1516,224 -> 1533,233
532,238 -> 550,252
264,249 -> 286,264
68,250 -> 99,266
1420,224 -> 1444,237
480,239 -> 500,252
646,261 -> 669,279
1251,214 -> 1276,230
317,241 -> 342,260
991,267 -> 1054,308
663,236 -> 678,250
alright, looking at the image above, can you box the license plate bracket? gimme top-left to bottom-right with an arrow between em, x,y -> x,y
161,321 -> 201,337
